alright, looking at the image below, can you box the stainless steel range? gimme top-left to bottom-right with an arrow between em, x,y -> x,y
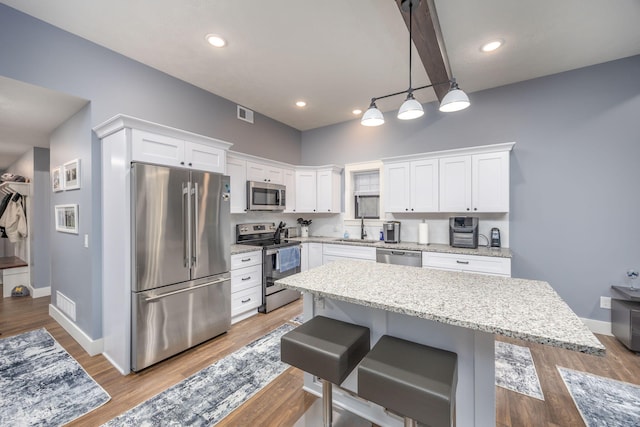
236,222 -> 301,313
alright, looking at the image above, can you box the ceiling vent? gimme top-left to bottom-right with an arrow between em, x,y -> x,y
237,105 -> 254,124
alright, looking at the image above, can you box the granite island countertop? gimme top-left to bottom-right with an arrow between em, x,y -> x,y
276,260 -> 604,355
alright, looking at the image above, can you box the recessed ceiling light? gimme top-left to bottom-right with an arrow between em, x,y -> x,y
206,34 -> 226,48
481,40 -> 503,52
296,101 -> 307,108
352,109 -> 362,115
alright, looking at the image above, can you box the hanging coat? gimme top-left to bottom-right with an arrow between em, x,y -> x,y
0,193 -> 27,242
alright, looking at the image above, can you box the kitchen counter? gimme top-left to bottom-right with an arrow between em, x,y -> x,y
290,236 -> 512,258
277,260 -> 602,354
277,260 -> 603,426
230,244 -> 262,255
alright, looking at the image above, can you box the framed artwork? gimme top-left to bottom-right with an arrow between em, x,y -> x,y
55,204 -> 79,234
63,159 -> 81,190
52,166 -> 63,192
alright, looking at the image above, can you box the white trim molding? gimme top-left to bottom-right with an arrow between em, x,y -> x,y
29,285 -> 51,298
49,304 -> 104,356
581,317 -> 612,336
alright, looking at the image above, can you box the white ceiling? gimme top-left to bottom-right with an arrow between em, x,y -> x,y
1,0 -> 639,167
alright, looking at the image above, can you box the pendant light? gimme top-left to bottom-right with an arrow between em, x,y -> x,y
439,78 -> 470,112
397,0 -> 423,120
360,0 -> 470,126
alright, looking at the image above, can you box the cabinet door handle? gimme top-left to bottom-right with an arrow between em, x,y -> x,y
466,208 -> 470,211
241,298 -> 252,303
456,260 -> 469,265
189,162 -> 192,166
241,258 -> 251,262
241,276 -> 251,281
180,161 -> 185,165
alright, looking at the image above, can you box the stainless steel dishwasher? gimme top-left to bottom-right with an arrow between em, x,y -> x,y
376,248 -> 422,267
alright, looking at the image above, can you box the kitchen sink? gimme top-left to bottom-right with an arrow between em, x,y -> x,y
335,238 -> 375,243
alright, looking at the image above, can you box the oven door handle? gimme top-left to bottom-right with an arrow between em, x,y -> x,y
265,245 -> 301,256
144,277 -> 230,302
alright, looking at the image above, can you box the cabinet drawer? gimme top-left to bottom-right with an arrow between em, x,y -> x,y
422,252 -> 511,276
323,244 -> 376,260
231,264 -> 262,293
231,251 -> 262,269
231,286 -> 262,317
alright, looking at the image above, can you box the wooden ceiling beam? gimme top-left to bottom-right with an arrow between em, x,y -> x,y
395,0 -> 450,101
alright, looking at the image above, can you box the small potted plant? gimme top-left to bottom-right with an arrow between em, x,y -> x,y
297,217 -> 312,237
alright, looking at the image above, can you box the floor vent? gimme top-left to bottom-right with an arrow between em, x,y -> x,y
237,105 -> 254,124
56,291 -> 76,321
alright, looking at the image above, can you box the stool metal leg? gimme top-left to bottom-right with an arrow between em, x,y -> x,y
403,417 -> 417,427
322,380 -> 333,427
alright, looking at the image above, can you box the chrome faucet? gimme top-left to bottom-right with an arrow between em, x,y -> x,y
360,215 -> 367,240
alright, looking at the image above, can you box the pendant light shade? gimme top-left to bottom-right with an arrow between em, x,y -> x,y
439,81 -> 470,112
397,92 -> 424,120
359,0 -> 470,126
361,102 -> 384,126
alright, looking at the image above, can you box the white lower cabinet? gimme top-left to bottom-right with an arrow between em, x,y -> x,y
230,251 -> 262,324
322,244 -> 376,265
308,243 -> 324,269
422,252 -> 511,277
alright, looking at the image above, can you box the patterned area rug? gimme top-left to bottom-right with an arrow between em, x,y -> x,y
495,341 -> 545,400
558,367 -> 640,426
290,314 -> 304,325
103,323 -> 295,426
0,328 -> 111,426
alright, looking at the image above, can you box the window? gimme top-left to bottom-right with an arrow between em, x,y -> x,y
354,171 -> 379,219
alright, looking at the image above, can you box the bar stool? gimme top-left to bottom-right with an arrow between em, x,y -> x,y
281,315 -> 370,427
358,335 -> 458,427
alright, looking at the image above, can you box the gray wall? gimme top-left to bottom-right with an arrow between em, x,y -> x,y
50,104 -> 101,338
302,54 -> 640,322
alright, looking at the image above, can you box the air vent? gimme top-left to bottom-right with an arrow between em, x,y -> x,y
237,105 -> 254,124
56,291 -> 76,321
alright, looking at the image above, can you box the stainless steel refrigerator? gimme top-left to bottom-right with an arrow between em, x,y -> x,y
131,162 -> 231,371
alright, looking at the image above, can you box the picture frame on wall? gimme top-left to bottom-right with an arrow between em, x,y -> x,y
55,204 -> 79,234
63,158 -> 81,190
52,166 -> 63,192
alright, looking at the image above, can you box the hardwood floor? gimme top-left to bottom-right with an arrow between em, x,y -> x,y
1,292 -> 639,426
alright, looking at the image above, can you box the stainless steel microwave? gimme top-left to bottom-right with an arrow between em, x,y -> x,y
246,181 -> 286,211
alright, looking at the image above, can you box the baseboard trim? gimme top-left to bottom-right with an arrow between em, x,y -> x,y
581,317 -> 612,336
30,285 -> 51,298
49,304 -> 104,356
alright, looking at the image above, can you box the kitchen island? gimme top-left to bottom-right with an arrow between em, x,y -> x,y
276,260 -> 604,427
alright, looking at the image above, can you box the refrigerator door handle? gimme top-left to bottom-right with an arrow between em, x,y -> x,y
183,182 -> 192,268
144,277 -> 230,302
192,182 -> 199,267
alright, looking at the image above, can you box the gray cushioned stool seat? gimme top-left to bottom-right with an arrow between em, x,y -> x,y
358,335 -> 457,427
281,315 -> 370,384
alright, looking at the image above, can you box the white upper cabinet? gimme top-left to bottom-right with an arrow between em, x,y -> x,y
246,160 -> 283,184
411,159 -> 439,212
316,167 -> 341,213
226,154 -> 247,214
472,151 -> 510,212
439,155 -> 472,213
131,129 -> 226,173
282,168 -> 296,213
295,169 -> 317,213
384,159 -> 438,213
439,151 -> 510,213
295,166 -> 341,213
384,162 -> 411,212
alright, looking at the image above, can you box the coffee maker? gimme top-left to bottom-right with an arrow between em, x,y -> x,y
382,221 -> 401,243
449,217 -> 479,248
